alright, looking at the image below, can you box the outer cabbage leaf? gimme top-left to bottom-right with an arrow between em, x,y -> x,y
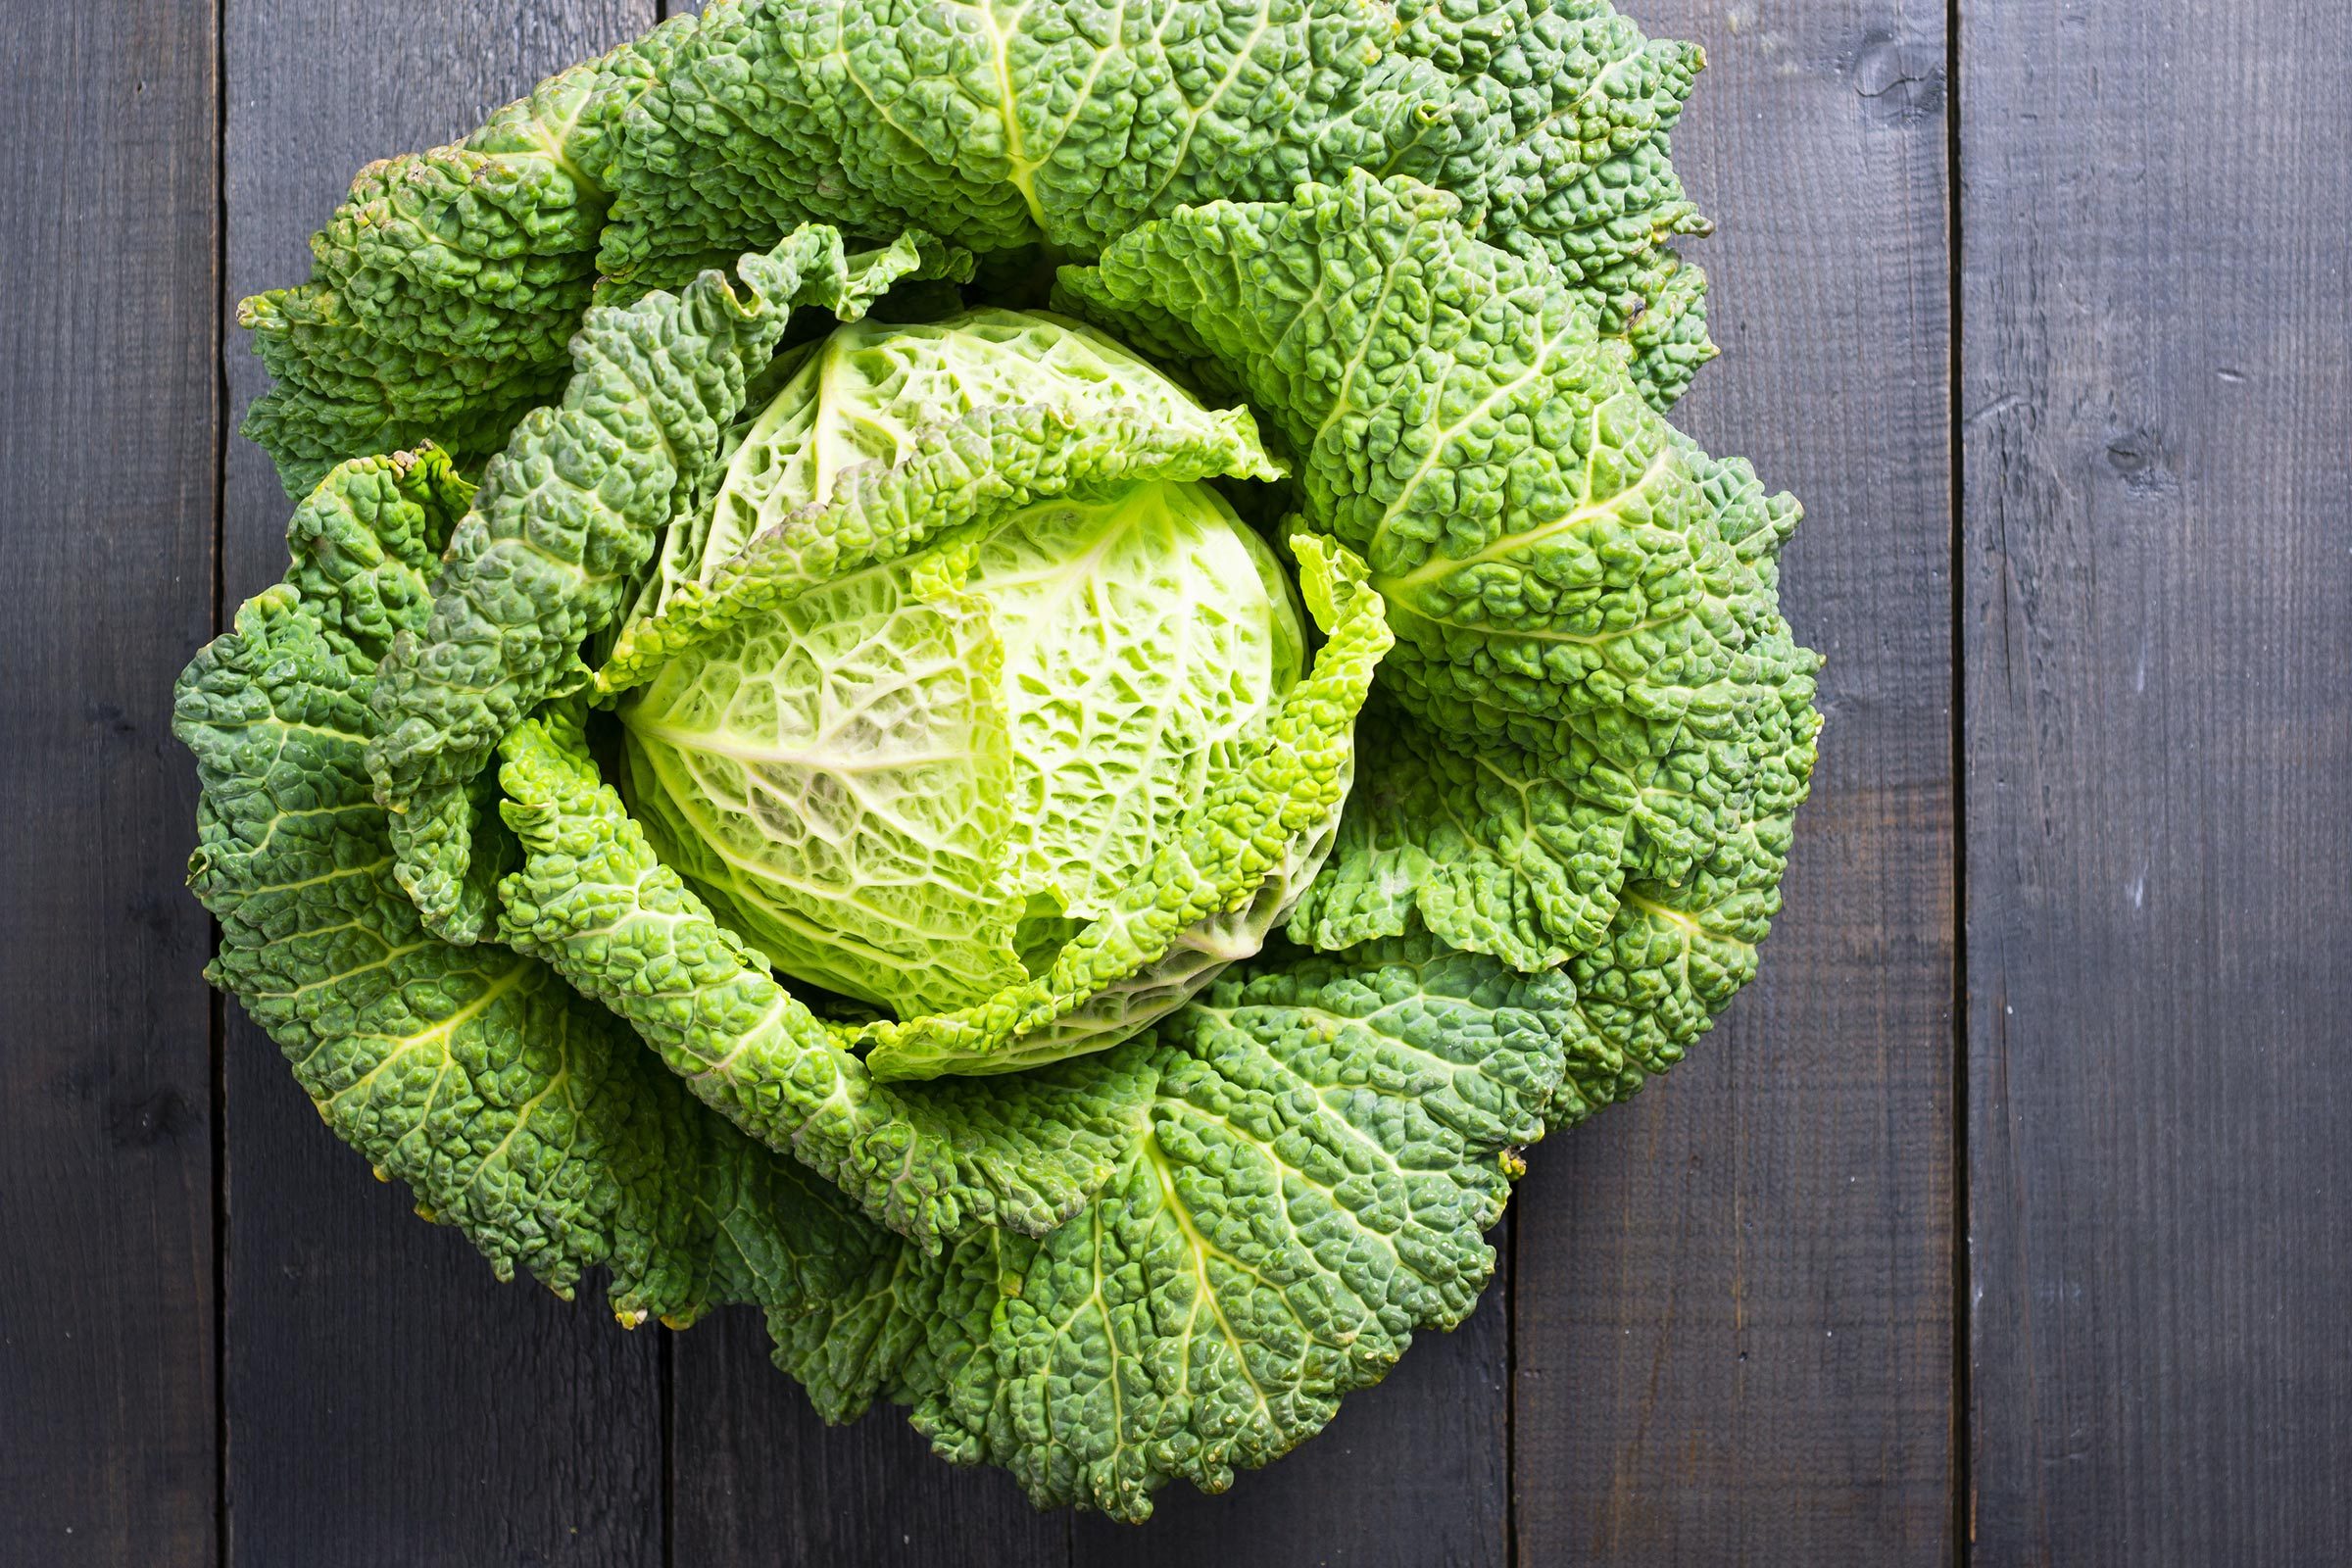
237,0 -> 1714,495
238,283 -> 571,499
772,934 -> 1573,1521
1616,248 -> 1716,409
175,450 -> 894,1325
1289,700 -> 1628,971
236,57 -> 647,494
1057,173 -> 1819,1001
367,226 -> 946,945
1289,434 -> 1817,976
1334,0 -> 1716,398
1548,808 -> 1800,1129
588,0 -> 1709,294
494,711 -> 1157,1248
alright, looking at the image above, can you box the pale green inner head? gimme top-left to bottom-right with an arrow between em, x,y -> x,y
615,311 -> 1303,1015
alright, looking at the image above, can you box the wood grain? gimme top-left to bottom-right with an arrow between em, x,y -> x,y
1512,2 -> 1958,1561
1961,1 -> 2352,1562
0,3 -> 221,1564
220,6 -> 663,1565
670,1309 -> 1069,1564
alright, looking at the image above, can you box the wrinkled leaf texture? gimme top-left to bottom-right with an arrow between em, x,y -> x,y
186,0 -> 1819,1521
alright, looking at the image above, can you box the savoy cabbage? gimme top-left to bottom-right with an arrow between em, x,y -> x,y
178,0 -> 1820,1520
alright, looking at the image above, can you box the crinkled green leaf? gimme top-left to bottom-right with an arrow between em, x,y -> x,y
1289,701 -> 1628,970
1550,801 -> 1805,1128
236,59 -> 635,495
1060,172 -> 1818,985
238,0 -> 1713,495
238,282 -> 572,499
368,227 -> 948,944
493,711 -> 1157,1248
1289,433 -> 1817,975
175,451 -> 892,1324
1612,248 -> 1716,410
772,933 -> 1570,1521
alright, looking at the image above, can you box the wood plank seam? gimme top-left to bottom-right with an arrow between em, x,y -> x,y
211,3 -> 233,1563
1945,0 -> 1969,1563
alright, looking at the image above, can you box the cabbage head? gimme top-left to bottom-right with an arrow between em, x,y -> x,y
179,0 -> 1820,1522
612,311 -> 1314,1035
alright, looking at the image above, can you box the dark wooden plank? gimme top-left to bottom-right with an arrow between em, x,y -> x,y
1961,2 -> 2352,1562
670,1308 -> 1070,1564
1513,1 -> 1957,1560
0,3 -> 220,1564
220,6 -> 662,1565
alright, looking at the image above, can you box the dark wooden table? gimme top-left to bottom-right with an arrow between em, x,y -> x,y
6,1 -> 2347,1563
